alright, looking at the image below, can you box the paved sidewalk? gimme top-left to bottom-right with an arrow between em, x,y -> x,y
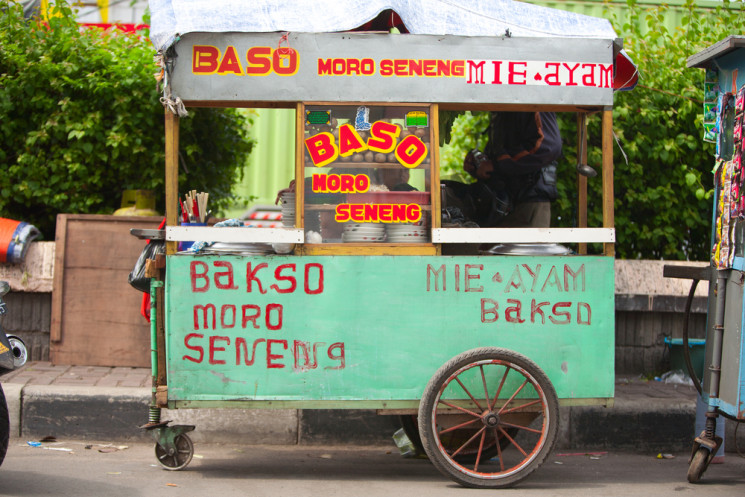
3,362 -> 699,399
3,362 -> 151,388
0,362 -> 728,455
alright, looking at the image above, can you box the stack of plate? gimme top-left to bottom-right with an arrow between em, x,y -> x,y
202,242 -> 274,255
342,223 -> 385,243
280,193 -> 295,227
386,223 -> 429,243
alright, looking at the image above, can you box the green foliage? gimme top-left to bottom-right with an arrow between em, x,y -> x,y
573,0 -> 745,260
0,0 -> 254,238
440,111 -> 489,182
440,0 -> 745,260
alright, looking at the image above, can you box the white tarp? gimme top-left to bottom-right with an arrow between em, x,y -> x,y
148,0 -> 620,51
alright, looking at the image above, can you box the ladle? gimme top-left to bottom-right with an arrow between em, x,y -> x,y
577,114 -> 598,178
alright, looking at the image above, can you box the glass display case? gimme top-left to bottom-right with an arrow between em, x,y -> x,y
300,103 -> 434,245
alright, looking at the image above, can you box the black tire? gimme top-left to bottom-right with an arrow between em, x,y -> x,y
0,384 -> 8,467
687,447 -> 709,483
418,347 -> 559,489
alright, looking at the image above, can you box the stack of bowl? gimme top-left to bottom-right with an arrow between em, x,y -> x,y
280,192 -> 295,227
386,223 -> 429,243
342,223 -> 385,243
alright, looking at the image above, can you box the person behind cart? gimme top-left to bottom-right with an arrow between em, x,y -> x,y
375,168 -> 418,192
460,111 -> 562,228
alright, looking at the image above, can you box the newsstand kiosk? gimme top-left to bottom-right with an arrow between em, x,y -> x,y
684,36 -> 745,483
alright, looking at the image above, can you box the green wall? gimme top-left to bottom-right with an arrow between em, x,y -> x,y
223,108 -> 296,218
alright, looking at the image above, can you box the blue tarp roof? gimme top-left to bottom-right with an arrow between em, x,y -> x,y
148,0 -> 621,51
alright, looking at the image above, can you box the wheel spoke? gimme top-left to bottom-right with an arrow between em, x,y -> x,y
479,365 -> 492,410
498,426 -> 527,457
492,428 -> 505,472
448,425 -> 486,459
491,365 -> 511,408
498,378 -> 529,415
473,429 -> 487,472
455,376 -> 484,411
438,399 -> 481,417
438,416 -> 482,435
500,398 -> 542,416
499,421 -> 542,434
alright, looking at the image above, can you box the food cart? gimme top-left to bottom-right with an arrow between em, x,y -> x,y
681,36 -> 745,483
141,0 -> 637,488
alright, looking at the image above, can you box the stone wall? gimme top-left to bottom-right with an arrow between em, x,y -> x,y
615,260 -> 710,375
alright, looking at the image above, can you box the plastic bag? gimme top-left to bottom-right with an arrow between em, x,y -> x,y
128,240 -> 165,293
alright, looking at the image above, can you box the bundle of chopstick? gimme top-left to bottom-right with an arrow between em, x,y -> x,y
180,190 -> 209,223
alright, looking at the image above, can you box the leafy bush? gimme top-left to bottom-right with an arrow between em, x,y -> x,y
441,0 -> 745,260
0,0 -> 254,238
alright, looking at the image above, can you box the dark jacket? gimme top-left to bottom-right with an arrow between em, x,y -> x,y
483,111 -> 562,203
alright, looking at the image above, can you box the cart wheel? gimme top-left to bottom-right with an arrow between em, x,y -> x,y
418,347 -> 559,489
404,413 -> 518,463
687,447 -> 710,483
155,433 -> 194,471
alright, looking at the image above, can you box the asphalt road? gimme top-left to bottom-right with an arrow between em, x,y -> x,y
0,439 -> 743,497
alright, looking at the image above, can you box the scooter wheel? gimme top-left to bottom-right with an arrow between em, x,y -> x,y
687,447 -> 709,483
0,384 -> 8,467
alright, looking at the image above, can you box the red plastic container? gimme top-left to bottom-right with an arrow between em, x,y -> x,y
347,191 -> 430,204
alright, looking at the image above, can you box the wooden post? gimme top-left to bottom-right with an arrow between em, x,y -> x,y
295,102 -> 305,254
50,214 -> 68,342
431,104 -> 442,255
296,102 -> 305,228
577,113 -> 588,255
601,109 -> 615,257
165,109 -> 180,255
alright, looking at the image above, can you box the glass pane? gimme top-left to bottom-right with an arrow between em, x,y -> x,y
302,104 -> 432,244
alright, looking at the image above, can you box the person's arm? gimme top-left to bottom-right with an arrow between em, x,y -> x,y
494,112 -> 561,176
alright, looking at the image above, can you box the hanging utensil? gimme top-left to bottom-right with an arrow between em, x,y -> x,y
577,114 -> 598,178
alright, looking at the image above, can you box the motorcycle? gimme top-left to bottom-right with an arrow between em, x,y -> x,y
0,281 -> 28,466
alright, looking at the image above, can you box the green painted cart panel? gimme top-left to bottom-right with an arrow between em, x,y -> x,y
164,255 -> 614,404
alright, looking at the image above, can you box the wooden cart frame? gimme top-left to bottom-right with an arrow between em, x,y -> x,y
141,27 -> 633,488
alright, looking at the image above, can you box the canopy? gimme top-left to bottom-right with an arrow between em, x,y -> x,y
150,0 -> 617,47
148,0 -> 637,92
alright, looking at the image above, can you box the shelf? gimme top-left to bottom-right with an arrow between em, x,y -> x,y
165,226 -> 303,243
130,228 -> 165,240
304,161 -> 430,170
299,244 -> 438,256
431,227 -> 616,244
304,204 -> 432,211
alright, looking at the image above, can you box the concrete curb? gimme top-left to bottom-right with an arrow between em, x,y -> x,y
4,383 -> 22,438
4,384 -> 721,453
20,385 -> 150,441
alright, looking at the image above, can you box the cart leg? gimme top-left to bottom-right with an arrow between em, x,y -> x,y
146,422 -> 196,471
687,271 -> 728,483
687,425 -> 723,483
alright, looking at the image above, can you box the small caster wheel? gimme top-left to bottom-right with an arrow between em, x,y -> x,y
687,447 -> 709,483
155,433 -> 194,471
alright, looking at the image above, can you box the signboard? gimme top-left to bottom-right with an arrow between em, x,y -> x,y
165,254 -> 614,404
169,32 -> 616,106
